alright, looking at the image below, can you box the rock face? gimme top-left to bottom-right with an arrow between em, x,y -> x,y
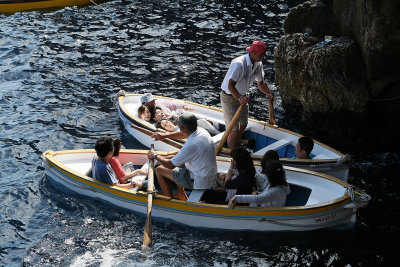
274,0 -> 400,116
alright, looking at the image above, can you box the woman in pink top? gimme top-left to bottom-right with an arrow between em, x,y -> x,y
109,139 -> 148,184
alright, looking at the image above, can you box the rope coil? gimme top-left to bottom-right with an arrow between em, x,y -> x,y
112,90 -> 127,107
346,185 -> 371,208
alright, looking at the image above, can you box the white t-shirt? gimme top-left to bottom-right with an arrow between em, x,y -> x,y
171,128 -> 217,189
221,54 -> 264,95
235,184 -> 291,207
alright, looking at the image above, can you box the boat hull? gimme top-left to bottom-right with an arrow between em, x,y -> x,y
0,0 -> 101,13
116,93 -> 350,181
42,149 -> 357,232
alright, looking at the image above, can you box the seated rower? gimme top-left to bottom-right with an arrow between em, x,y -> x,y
147,113 -> 217,201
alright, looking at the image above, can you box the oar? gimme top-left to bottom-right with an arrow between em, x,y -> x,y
131,124 -> 183,149
215,104 -> 245,155
143,144 -> 155,247
268,98 -> 275,125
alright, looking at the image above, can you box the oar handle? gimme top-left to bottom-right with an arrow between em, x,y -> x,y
216,104 -> 245,155
131,124 -> 183,149
147,144 -> 155,192
143,144 -> 155,247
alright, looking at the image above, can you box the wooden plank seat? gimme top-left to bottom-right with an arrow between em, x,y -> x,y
212,131 -> 225,145
187,189 -> 206,203
65,162 -> 92,176
312,153 -> 329,159
253,139 -> 292,156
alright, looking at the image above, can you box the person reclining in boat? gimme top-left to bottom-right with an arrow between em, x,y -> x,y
137,104 -> 154,124
151,106 -> 166,123
208,147 -> 255,204
92,137 -> 136,189
156,116 -> 220,136
295,136 -> 314,159
140,93 -> 194,118
147,113 -> 217,201
155,118 -> 180,132
109,138 -> 148,189
228,160 -> 290,208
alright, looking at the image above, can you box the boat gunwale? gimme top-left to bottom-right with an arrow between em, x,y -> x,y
43,149 -> 352,218
0,0 -> 95,13
117,93 -> 345,164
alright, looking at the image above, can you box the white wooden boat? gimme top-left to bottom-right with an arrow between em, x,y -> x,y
116,92 -> 350,181
41,149 -> 364,232
0,0 -> 104,13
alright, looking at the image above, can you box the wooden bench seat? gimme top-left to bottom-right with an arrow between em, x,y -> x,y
187,189 -> 206,203
254,139 -> 292,156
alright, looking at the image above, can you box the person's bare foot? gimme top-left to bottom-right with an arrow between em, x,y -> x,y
173,192 -> 188,201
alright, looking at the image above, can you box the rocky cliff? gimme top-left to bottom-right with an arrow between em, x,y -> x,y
274,0 -> 400,117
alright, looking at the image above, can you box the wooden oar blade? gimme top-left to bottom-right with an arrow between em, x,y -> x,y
143,144 -> 155,247
131,124 -> 183,150
143,194 -> 153,247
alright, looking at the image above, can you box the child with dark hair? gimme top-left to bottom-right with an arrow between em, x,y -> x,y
137,105 -> 152,123
295,136 -> 314,159
92,137 -> 136,189
228,160 -> 290,208
261,150 -> 279,174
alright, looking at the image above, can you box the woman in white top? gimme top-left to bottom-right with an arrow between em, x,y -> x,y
228,160 -> 290,208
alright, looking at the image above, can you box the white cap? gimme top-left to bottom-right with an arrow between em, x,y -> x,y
140,93 -> 154,104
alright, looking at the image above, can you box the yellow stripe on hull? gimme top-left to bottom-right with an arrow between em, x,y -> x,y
44,150 -> 352,220
0,0 -> 97,13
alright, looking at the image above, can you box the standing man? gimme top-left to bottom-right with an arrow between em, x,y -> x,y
221,40 -> 274,149
148,113 -> 217,201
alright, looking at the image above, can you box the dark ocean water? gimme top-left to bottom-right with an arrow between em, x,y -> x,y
0,0 -> 398,266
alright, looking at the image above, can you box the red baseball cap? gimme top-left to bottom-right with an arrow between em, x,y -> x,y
246,41 -> 267,53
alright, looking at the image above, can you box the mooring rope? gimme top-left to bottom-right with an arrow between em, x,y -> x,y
346,185 -> 371,208
89,0 -> 107,12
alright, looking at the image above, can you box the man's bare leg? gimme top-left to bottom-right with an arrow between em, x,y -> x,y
174,186 -> 188,201
227,130 -> 240,149
156,165 -> 188,201
156,165 -> 174,198
227,125 -> 247,149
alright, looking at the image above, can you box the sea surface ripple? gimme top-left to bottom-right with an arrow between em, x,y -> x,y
0,0 -> 398,266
